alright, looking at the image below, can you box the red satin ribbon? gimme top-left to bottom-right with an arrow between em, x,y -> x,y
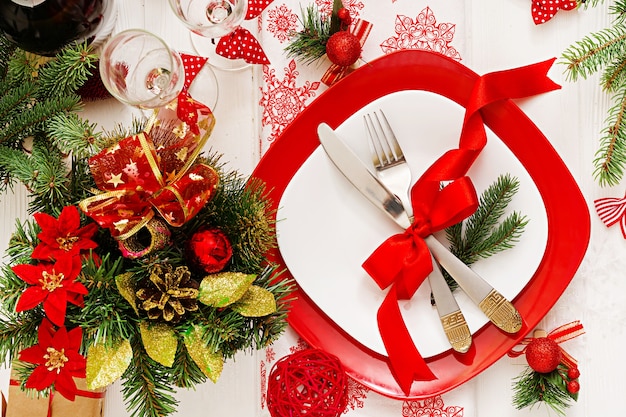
362,58 -> 561,395
508,321 -> 584,369
9,379 -> 105,417
321,19 -> 373,86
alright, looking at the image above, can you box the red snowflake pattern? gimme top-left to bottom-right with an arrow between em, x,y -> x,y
289,337 -> 310,353
402,395 -> 464,417
259,60 -> 320,142
343,378 -> 369,413
265,346 -> 276,362
380,7 -> 461,61
315,0 -> 364,18
260,360 -> 267,409
266,4 -> 298,42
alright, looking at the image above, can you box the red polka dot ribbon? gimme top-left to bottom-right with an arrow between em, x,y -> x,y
215,0 -> 273,64
531,0 -> 578,25
178,53 -> 211,135
595,192 -> 626,238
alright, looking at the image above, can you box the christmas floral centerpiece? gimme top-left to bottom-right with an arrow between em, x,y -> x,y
0,35 -> 291,417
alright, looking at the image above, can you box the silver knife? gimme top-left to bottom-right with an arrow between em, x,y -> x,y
317,123 -> 522,335
318,123 -> 471,352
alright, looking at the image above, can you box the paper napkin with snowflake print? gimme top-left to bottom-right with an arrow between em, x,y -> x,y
256,0 -> 467,153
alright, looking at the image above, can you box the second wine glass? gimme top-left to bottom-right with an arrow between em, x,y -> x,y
168,0 -> 249,71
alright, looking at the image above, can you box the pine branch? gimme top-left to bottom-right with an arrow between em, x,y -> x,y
512,366 -> 576,415
0,312 -> 41,364
37,42 -> 97,99
47,112 -> 103,159
593,84 -> 626,185
285,5 -> 333,64
122,335 -> 179,417
0,35 -> 17,78
168,342 -> 207,388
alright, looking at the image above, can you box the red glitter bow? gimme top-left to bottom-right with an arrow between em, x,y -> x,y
508,321 -> 585,369
595,192 -> 626,238
79,97 -> 217,241
362,59 -> 561,394
215,0 -> 273,64
321,19 -> 373,86
531,0 -> 577,25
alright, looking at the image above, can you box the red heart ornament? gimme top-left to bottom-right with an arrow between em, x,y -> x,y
251,50 -> 590,398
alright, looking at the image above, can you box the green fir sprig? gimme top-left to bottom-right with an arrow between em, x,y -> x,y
512,365 -> 578,415
561,0 -> 626,185
444,174 -> 528,290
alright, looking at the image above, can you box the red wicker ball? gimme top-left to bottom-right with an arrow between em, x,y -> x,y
267,349 -> 348,417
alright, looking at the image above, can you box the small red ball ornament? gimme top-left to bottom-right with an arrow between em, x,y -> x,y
186,227 -> 233,274
567,380 -> 580,394
337,7 -> 352,25
567,367 -> 580,379
525,337 -> 562,373
267,349 -> 348,417
325,31 -> 361,67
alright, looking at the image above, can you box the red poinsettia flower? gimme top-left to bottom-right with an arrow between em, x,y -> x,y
12,255 -> 87,326
18,318 -> 86,401
31,205 -> 98,261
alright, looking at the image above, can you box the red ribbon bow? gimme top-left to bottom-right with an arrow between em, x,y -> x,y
531,0 -> 577,25
508,321 -> 585,369
362,59 -> 561,395
595,192 -> 626,238
321,19 -> 373,86
215,0 -> 273,64
177,53 -> 211,134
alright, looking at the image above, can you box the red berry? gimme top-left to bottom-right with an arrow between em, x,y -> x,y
325,31 -> 361,67
567,380 -> 580,394
567,367 -> 580,379
337,7 -> 351,24
525,337 -> 562,373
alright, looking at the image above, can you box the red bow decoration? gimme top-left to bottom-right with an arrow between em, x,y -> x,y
215,0 -> 273,64
177,53 -> 211,134
508,321 -> 585,369
79,88 -> 217,241
595,192 -> 626,238
362,59 -> 561,395
531,0 -> 577,25
321,19 -> 373,86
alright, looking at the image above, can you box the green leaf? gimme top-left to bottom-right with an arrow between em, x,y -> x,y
197,272 -> 256,307
86,339 -> 133,389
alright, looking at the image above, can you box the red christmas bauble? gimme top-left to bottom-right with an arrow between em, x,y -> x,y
525,337 -> 562,373
567,367 -> 580,380
567,379 -> 580,394
186,227 -> 233,274
325,31 -> 361,67
337,7 -> 351,25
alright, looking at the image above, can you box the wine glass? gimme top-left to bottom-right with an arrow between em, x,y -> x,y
168,0 -> 249,71
99,29 -> 186,109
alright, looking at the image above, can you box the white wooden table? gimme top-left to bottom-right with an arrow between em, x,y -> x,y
2,1 -> 624,416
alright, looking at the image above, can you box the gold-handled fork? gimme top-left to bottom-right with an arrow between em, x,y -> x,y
364,110 -> 472,353
364,110 -> 523,336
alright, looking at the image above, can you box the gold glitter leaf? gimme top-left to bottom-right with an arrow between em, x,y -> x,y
183,325 -> 224,383
231,285 -> 277,317
116,272 -> 138,315
86,340 -> 133,390
198,272 -> 256,308
139,322 -> 178,367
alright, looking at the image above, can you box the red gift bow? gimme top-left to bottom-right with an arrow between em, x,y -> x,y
507,321 -> 585,369
215,0 -> 273,64
531,0 -> 577,25
595,192 -> 626,238
177,53 -> 211,134
361,59 -> 561,395
321,19 -> 373,86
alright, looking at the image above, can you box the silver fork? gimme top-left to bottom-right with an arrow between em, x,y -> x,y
364,110 -> 472,353
364,110 -> 523,336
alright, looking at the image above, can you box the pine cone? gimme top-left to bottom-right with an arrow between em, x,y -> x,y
136,264 -> 199,322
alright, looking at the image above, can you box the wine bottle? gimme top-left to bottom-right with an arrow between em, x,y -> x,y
0,0 -> 106,56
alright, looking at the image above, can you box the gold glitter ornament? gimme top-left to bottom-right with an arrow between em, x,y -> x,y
139,322 -> 178,367
183,325 -> 224,383
136,263 -> 199,322
86,340 -> 133,389
198,272 -> 256,308
116,272 -> 138,315
232,285 -> 277,317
